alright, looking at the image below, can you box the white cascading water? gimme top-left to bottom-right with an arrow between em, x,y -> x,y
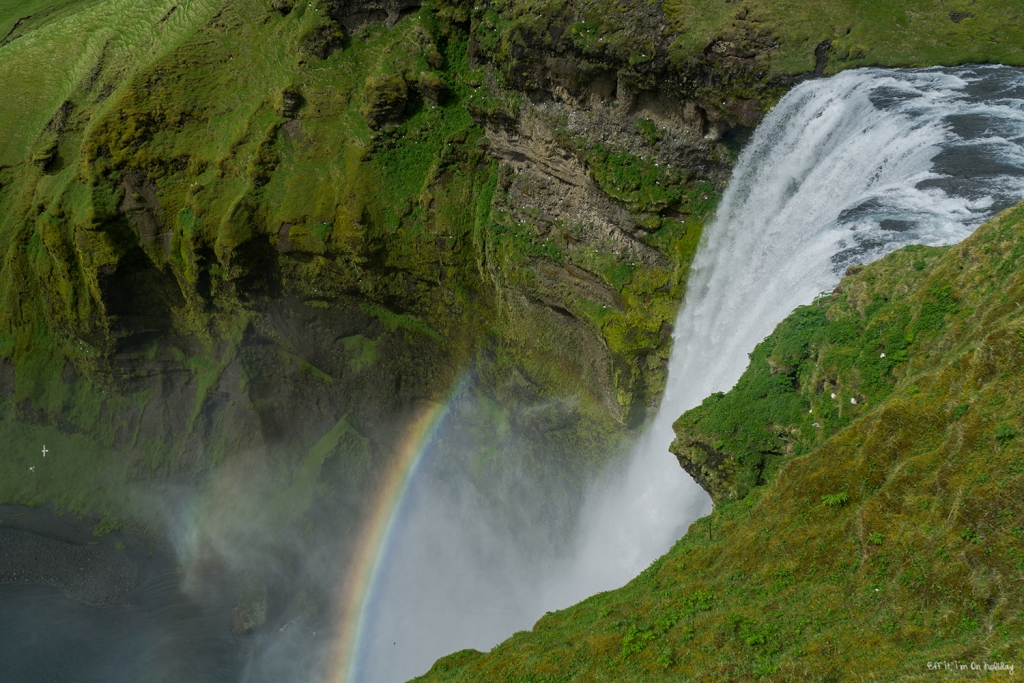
559,64 -> 1024,603
356,65 -> 1024,683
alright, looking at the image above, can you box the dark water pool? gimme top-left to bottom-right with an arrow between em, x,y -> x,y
0,575 -> 245,683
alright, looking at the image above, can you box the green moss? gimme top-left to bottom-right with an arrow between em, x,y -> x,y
665,0 -> 1024,75
361,303 -> 444,344
585,145 -> 692,215
92,515 -> 121,536
362,73 -> 410,128
305,414 -> 361,472
341,334 -> 379,373
297,356 -> 333,386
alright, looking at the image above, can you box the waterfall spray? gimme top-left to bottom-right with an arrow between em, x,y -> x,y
356,65 -> 1024,683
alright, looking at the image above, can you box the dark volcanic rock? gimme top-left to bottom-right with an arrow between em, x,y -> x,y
0,505 -> 154,605
278,87 -> 305,119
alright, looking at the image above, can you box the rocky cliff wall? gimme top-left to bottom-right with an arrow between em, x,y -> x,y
0,0 -> 750,525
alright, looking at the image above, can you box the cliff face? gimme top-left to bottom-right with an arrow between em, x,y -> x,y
415,200 -> 1024,683
0,0 -> 764,527
0,0 -> 761,622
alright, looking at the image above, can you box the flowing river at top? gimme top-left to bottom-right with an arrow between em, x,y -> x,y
359,65 -> 1024,683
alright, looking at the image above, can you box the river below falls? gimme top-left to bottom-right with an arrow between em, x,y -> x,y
0,579 -> 243,683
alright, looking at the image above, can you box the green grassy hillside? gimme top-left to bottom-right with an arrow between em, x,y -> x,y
414,202 -> 1024,681
666,0 -> 1024,75
0,0 -> 220,167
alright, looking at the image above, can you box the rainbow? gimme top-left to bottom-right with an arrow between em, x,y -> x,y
324,390 -> 459,683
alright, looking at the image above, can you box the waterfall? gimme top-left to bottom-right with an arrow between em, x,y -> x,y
355,65 -> 1024,683
561,64 -> 1024,605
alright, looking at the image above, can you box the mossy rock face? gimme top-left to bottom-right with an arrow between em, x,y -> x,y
362,72 -> 410,127
271,0 -> 296,15
298,16 -> 347,59
277,87 -> 305,118
0,0 -> 721,536
417,70 -> 446,104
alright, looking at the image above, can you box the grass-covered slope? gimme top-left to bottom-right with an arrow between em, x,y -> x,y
414,202 -> 1024,681
0,0 -> 221,167
666,0 -> 1024,75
